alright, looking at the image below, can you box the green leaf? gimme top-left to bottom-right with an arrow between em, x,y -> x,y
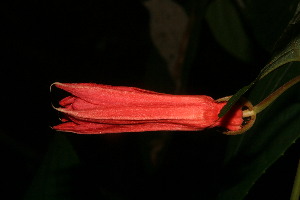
259,35 -> 300,80
218,63 -> 300,199
24,135 -> 80,200
206,0 -> 252,62
219,105 -> 300,199
219,2 -> 300,117
218,82 -> 254,117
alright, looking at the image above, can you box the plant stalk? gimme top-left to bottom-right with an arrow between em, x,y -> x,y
290,159 -> 300,200
254,75 -> 300,114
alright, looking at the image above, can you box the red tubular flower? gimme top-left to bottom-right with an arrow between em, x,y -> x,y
52,82 -> 243,134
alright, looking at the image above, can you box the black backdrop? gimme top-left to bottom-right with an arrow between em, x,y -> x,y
2,1 -> 298,199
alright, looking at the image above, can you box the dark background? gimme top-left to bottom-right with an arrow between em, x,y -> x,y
1,0 -> 298,199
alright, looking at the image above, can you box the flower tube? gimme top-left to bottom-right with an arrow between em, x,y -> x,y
52,82 -> 243,134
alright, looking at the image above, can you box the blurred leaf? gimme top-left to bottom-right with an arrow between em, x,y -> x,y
24,135 -> 80,200
143,0 -> 212,93
206,0 -> 252,62
178,0 -> 212,92
143,0 -> 188,87
219,1 -> 300,117
242,0 -> 299,51
218,63 -> 300,199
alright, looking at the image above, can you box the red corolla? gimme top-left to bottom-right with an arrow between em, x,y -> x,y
52,82 -> 243,134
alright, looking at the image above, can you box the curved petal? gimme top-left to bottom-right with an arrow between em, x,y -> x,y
53,82 -> 214,106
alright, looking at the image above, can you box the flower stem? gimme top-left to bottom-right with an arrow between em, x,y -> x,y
290,159 -> 300,200
253,75 -> 300,114
242,110 -> 255,118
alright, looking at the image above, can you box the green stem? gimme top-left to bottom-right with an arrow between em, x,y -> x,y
290,159 -> 300,200
254,75 -> 300,114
